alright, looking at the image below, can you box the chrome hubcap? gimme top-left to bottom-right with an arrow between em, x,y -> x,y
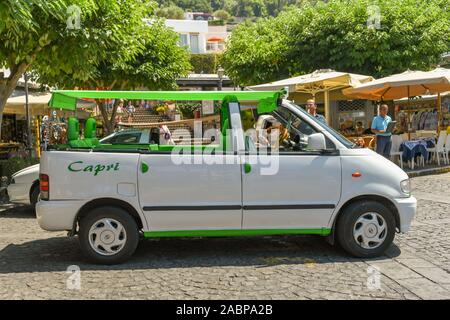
88,218 -> 127,256
353,212 -> 387,249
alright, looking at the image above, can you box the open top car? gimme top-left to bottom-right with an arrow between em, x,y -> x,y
34,90 -> 416,264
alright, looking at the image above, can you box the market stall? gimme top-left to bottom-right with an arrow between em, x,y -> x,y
4,92 -> 93,158
249,69 -> 376,147
343,68 -> 450,168
249,69 -> 374,126
2,92 -> 52,158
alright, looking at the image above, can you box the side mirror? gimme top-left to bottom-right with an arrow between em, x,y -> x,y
308,133 -> 326,150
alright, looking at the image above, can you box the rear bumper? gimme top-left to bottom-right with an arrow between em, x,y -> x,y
394,196 -> 417,233
36,200 -> 84,231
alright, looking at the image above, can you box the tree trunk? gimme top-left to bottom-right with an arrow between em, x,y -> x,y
97,100 -> 120,135
0,62 -> 30,139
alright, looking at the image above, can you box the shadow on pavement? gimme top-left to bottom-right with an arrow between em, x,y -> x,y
0,204 -> 35,219
0,234 -> 400,274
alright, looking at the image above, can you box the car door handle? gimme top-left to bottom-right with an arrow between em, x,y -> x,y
141,161 -> 149,173
244,163 -> 252,174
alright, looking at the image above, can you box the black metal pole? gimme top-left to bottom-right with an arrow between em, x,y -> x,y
218,78 -> 223,91
24,73 -> 32,157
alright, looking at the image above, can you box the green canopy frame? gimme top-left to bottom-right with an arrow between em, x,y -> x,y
48,90 -> 284,113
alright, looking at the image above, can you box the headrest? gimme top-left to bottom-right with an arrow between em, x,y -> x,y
84,118 -> 97,139
68,117 -> 79,141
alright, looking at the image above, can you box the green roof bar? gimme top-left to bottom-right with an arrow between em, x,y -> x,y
48,90 -> 284,112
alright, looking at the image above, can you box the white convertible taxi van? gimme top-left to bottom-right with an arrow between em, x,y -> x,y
37,90 -> 416,264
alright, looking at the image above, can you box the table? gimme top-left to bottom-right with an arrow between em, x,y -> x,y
399,138 -> 436,162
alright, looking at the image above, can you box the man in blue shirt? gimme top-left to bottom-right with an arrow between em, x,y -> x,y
306,99 -> 327,124
371,104 -> 392,158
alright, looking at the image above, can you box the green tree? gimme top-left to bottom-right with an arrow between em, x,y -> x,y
223,0 -> 450,86
214,9 -> 231,21
0,0 -> 156,135
221,18 -> 291,85
231,0 -> 267,17
37,19 -> 191,133
165,0 -> 213,13
156,5 -> 185,19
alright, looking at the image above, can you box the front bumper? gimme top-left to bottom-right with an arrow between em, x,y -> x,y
394,196 -> 417,233
36,200 -> 84,231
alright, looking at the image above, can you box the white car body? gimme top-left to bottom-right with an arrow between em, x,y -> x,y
36,100 -> 416,234
7,164 -> 40,204
35,99 -> 417,262
7,129 -> 154,205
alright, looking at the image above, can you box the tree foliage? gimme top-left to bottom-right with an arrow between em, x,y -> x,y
157,0 -> 303,17
213,9 -> 231,21
190,53 -> 223,74
156,5 -> 185,19
36,18 -> 191,133
1,0 -> 191,135
0,0 -> 157,134
157,0 -> 213,13
221,17 -> 292,85
223,0 -> 450,86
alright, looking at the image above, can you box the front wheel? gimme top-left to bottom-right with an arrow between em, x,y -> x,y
78,206 -> 139,264
336,201 -> 396,258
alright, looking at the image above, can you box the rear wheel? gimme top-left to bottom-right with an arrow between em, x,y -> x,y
78,206 -> 139,264
336,201 -> 396,258
30,184 -> 40,210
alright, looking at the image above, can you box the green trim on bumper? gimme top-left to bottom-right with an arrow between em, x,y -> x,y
143,228 -> 331,238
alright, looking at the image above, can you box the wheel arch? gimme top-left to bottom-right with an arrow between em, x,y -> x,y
327,195 -> 400,244
29,179 -> 40,201
73,198 -> 144,234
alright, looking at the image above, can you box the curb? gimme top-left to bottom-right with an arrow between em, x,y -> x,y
406,165 -> 450,178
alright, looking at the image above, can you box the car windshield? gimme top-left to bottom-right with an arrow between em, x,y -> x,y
285,101 -> 356,149
100,130 -> 143,144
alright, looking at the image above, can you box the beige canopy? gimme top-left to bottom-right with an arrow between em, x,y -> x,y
343,68 -> 450,101
5,91 -> 93,118
4,92 -> 52,115
249,69 -> 374,124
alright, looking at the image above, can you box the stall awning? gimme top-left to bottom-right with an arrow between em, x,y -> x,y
49,90 -> 284,113
5,92 -> 52,115
248,69 -> 374,125
343,68 -> 450,100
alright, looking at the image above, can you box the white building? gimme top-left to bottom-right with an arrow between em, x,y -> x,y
163,19 -> 229,54
165,19 -> 208,54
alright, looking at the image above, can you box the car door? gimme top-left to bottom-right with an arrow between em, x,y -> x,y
137,103 -> 243,232
241,104 -> 342,231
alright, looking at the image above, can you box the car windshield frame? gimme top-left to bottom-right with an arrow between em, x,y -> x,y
285,100 -> 356,149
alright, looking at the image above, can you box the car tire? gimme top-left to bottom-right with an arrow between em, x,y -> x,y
78,206 -> 139,264
30,184 -> 40,210
336,200 -> 396,258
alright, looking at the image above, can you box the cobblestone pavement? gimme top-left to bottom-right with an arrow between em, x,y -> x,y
0,174 -> 450,300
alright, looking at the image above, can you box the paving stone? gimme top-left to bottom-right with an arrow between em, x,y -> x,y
412,267 -> 450,284
396,278 -> 450,300
366,261 -> 422,280
0,173 -> 450,299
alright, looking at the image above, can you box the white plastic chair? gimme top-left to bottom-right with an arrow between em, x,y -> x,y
428,132 -> 448,165
443,134 -> 450,165
390,135 -> 404,169
391,135 -> 425,170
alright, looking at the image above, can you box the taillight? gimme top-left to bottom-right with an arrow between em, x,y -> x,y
40,174 -> 49,200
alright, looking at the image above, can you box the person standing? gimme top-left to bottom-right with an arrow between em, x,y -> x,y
371,104 -> 392,158
306,99 -> 327,124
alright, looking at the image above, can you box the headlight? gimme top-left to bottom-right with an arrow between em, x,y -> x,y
400,179 -> 411,195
